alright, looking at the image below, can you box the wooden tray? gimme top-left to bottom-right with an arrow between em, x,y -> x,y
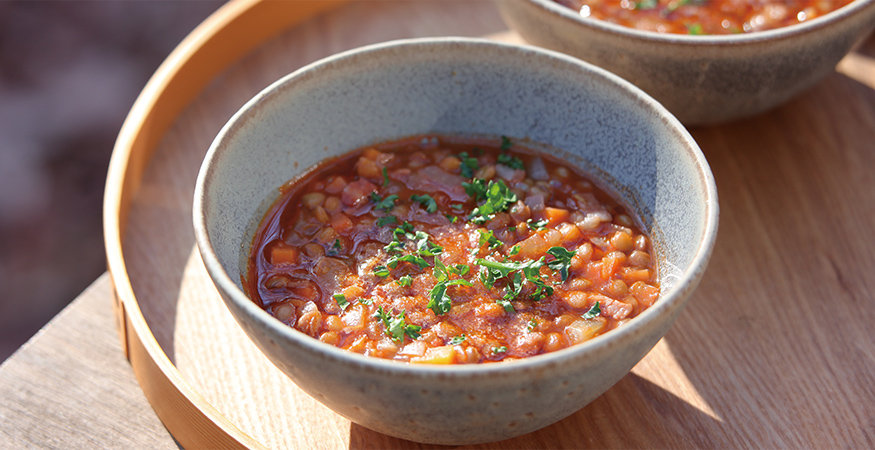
104,0 -> 875,447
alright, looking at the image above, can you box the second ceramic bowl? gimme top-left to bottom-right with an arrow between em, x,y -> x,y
496,0 -> 875,125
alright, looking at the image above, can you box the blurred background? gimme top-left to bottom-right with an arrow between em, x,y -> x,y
0,1 -> 225,361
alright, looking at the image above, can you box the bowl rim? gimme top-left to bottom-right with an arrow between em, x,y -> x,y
522,0 -> 875,45
193,36 -> 719,376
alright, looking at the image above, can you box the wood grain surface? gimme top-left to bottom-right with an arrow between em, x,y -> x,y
7,0 -> 875,448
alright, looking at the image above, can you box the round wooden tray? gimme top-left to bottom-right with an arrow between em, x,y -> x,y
104,0 -> 875,447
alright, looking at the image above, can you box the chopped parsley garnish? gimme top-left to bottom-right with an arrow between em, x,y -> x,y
376,215 -> 398,227
446,214 -> 459,223
478,229 -> 502,250
497,153 -> 525,170
527,319 -> 538,332
395,275 -> 413,287
492,346 -> 508,354
373,265 -> 390,278
450,203 -> 463,210
468,179 -> 517,224
327,238 -> 342,256
634,0 -> 658,9
546,246 -> 575,282
500,135 -> 512,151
582,301 -> 602,319
462,178 -> 489,202
429,258 -> 473,315
449,335 -> 467,345
475,256 -> 554,303
413,231 -> 443,257
686,23 -> 705,35
411,194 -> 438,213
527,218 -> 548,230
382,166 -> 390,186
371,193 -> 398,212
375,307 -> 421,342
333,294 -> 349,310
387,253 -> 430,270
358,297 -> 374,305
509,245 -> 520,256
458,152 -> 479,178
393,221 -> 415,240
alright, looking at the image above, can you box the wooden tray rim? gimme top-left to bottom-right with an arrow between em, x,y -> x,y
102,1 -> 346,448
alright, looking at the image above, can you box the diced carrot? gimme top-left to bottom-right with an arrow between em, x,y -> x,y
330,213 -> 354,235
544,207 -> 570,226
600,251 -> 627,280
631,282 -> 660,307
621,268 -> 652,284
269,244 -> 299,266
362,147 -> 381,160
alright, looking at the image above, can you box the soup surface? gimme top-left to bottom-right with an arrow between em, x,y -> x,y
554,0 -> 854,34
246,136 -> 659,363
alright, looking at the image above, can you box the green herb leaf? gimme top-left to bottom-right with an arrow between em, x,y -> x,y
634,0 -> 658,9
497,153 -> 525,170
469,179 -> 517,223
462,178 -> 488,202
686,23 -> 705,35
546,246 -> 575,282
373,265 -> 390,278
500,135 -> 512,151
527,218 -> 548,230
396,275 -> 413,287
382,166 -> 390,186
493,346 -> 508,354
371,193 -> 399,212
509,245 -> 520,256
387,253 -> 430,270
449,335 -> 467,345
411,194 -> 438,213
384,240 -> 404,254
458,152 -> 480,179
478,229 -> 502,250
327,238 -> 343,256
446,214 -> 459,223
376,215 -> 398,227
527,319 -> 538,332
359,298 -> 374,305
582,301 -> 601,319
375,307 -> 421,342
428,282 -> 452,315
333,294 -> 349,310
413,231 -> 443,257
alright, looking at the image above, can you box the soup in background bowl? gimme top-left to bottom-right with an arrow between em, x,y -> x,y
193,37 -> 718,445
496,0 -> 875,124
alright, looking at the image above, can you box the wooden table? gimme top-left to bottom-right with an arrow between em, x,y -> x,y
3,1 -> 875,448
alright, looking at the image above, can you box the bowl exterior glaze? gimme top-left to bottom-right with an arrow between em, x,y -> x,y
496,0 -> 875,125
194,38 -> 718,445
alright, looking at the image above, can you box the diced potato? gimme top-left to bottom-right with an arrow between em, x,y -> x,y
411,345 -> 455,364
564,317 -> 607,344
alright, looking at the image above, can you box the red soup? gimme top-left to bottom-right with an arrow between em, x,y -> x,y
554,0 -> 855,35
246,136 -> 659,364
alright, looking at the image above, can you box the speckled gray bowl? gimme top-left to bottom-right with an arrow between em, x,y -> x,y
193,37 -> 718,445
496,0 -> 875,125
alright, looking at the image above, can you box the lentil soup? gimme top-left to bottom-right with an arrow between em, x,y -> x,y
246,136 -> 659,364
554,0 -> 855,35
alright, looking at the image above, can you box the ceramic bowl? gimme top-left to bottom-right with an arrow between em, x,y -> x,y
193,37 -> 718,445
495,0 -> 875,125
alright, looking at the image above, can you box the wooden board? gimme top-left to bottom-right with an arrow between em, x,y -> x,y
105,0 -> 875,447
